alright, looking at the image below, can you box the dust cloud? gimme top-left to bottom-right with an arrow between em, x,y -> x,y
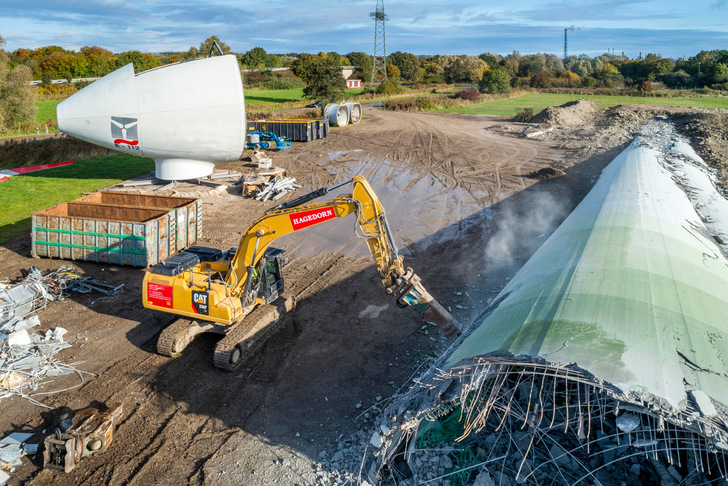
484,189 -> 569,271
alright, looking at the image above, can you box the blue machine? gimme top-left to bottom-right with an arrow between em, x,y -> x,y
246,131 -> 291,151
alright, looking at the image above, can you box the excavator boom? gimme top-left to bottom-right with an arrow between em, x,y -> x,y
225,176 -> 460,337
142,176 -> 461,370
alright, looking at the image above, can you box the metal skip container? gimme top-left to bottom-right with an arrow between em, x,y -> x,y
324,103 -> 350,127
246,119 -> 329,142
32,192 -> 202,267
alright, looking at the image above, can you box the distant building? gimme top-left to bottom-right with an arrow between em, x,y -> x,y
340,66 -> 357,79
346,79 -> 362,89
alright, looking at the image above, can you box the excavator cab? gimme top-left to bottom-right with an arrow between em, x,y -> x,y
260,248 -> 285,304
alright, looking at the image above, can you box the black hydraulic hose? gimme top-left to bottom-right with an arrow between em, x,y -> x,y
267,178 -> 353,213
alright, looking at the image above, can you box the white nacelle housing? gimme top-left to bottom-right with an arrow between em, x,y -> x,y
57,55 -> 246,180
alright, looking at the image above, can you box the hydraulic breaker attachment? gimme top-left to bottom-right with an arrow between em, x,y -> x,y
43,403 -> 124,473
392,270 -> 462,339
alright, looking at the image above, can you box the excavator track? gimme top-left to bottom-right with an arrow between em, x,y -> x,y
157,318 -> 217,358
214,296 -> 295,371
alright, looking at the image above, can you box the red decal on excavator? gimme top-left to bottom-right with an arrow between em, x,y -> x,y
289,206 -> 336,231
147,282 -> 173,308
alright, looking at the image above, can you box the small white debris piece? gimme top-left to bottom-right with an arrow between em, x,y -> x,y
7,330 -> 31,346
250,150 -> 268,164
0,431 -> 38,474
369,432 -> 382,448
616,413 -> 640,433
691,390 -> 718,417
0,469 -> 9,485
45,327 -> 68,343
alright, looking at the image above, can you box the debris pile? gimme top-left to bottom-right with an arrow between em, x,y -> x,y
1,266 -> 123,329
0,266 -> 113,406
530,98 -> 600,128
0,323 -> 89,405
241,166 -> 302,202
0,432 -> 39,482
369,358 -> 728,485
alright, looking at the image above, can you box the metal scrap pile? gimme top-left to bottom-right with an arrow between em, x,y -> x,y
0,265 -> 123,327
0,266 -> 118,406
253,176 -> 302,202
241,169 -> 302,202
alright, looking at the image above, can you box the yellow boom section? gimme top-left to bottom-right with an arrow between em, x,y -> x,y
226,176 -> 406,298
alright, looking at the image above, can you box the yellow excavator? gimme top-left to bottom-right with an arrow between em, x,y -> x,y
143,176 -> 461,370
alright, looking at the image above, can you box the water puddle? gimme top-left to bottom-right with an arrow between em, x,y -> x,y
281,153 -> 491,259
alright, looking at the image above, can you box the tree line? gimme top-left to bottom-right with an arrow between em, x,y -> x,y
5,33 -> 724,91
2,33 -> 727,131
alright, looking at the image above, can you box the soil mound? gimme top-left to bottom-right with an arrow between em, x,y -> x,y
526,167 -> 566,180
531,98 -> 600,128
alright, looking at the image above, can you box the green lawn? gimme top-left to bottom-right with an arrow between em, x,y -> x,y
0,154 -> 154,244
436,93 -> 728,115
36,99 -> 62,123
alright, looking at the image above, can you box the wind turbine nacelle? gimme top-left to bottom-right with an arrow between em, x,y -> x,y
57,55 -> 246,180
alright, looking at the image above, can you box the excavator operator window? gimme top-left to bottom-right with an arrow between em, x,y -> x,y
261,247 -> 285,303
264,258 -> 284,303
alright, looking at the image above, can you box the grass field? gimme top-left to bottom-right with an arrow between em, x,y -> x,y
436,93 -> 728,115
36,99 -> 62,123
0,154 -> 154,244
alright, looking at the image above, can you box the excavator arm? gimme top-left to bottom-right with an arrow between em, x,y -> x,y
227,176 -> 461,338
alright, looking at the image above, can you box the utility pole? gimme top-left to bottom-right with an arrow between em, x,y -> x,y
564,26 -> 575,60
370,0 -> 388,86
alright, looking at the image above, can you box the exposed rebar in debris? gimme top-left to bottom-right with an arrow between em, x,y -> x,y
371,357 -> 728,485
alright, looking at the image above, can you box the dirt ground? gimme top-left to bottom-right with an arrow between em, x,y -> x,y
0,104 -> 726,485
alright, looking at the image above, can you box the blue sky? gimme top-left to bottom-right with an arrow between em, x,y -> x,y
1,1 -> 726,59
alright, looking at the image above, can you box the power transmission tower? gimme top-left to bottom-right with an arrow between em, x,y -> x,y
370,0 -> 388,86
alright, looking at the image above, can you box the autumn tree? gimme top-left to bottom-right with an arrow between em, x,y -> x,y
38,51 -> 75,79
297,55 -> 346,104
479,68 -> 512,94
387,51 -> 419,82
199,36 -> 232,56
435,55 -> 486,83
0,35 -> 7,130
386,63 -> 400,81
81,46 -> 115,76
116,51 -> 161,72
240,47 -> 269,69
345,52 -> 372,82
529,71 -> 551,88
1,65 -> 36,128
